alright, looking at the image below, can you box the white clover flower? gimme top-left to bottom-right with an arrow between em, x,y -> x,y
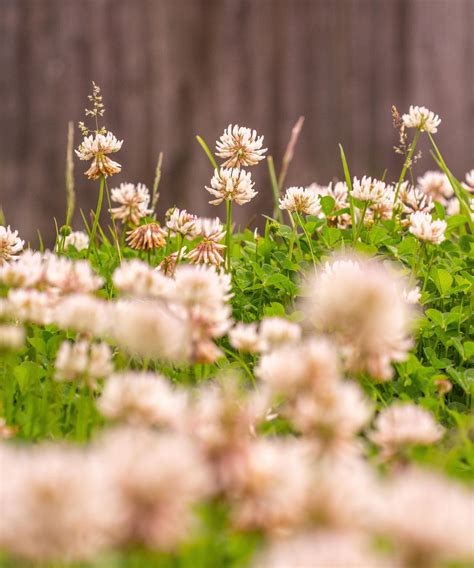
256,338 -> 341,398
8,288 -> 57,325
417,170 -> 453,204
465,169 -> 474,190
369,403 -> 443,460
0,250 -> 45,288
402,105 -> 441,133
256,530 -> 386,568
45,256 -> 103,294
169,265 -> 232,362
166,208 -> 199,239
110,298 -> 192,362
229,322 -> 262,353
226,438 -> 311,533
98,428 -> 212,551
259,317 -> 301,352
409,212 -> 447,245
98,372 -> 189,429
75,131 -> 123,179
399,182 -> 434,215
351,176 -> 388,204
303,254 -> 415,380
55,340 -> 113,387
215,124 -> 267,168
0,226 -> 24,264
206,167 -> 257,205
0,445 -> 124,564
378,469 -> 474,565
279,186 -> 321,216
110,183 -> 153,225
188,218 -> 226,267
113,259 -> 172,298
52,294 -> 111,337
126,223 -> 167,251
366,184 -> 396,222
64,231 -> 89,251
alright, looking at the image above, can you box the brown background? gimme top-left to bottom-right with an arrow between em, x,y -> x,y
1,0 -> 473,245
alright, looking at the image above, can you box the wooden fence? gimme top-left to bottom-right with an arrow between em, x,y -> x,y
1,0 -> 473,243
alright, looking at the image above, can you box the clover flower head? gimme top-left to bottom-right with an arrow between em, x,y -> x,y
188,218 -> 226,267
216,124 -> 267,168
409,212 -> 447,244
126,223 -> 167,251
76,132 -> 123,179
352,176 -> 388,204
166,208 -> 199,239
206,168 -> 257,206
417,171 -> 453,205
110,183 -> 153,225
0,226 -> 24,264
279,187 -> 321,216
369,402 -> 444,460
402,105 -> 441,133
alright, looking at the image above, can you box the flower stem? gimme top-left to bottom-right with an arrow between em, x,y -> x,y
225,199 -> 233,272
267,156 -> 283,223
353,202 -> 369,243
175,234 -> 184,268
88,175 -> 105,254
411,240 -> 425,285
104,178 -> 122,262
393,129 -> 421,209
295,212 -> 317,270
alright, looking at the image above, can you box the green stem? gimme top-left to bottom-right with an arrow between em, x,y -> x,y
295,212 -> 317,269
411,240 -> 425,284
267,156 -> 283,223
422,246 -> 433,292
354,201 -> 369,243
427,132 -> 474,228
225,199 -> 233,272
175,234 -> 184,268
393,129 -> 421,208
104,178 -> 122,262
88,175 -> 105,254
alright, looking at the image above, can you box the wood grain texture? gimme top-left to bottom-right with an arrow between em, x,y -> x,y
0,0 -> 472,244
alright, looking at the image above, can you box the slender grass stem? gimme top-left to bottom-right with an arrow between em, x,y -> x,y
338,144 -> 356,241
267,156 -> 283,223
196,136 -> 218,169
393,129 -> 421,208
